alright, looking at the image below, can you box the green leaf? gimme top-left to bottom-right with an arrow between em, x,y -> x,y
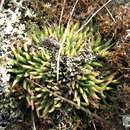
82,93 -> 89,105
12,75 -> 22,87
23,80 -> 28,89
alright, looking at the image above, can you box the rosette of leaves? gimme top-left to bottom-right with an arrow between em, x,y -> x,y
8,45 -> 61,117
8,23 -> 114,118
31,22 -> 113,58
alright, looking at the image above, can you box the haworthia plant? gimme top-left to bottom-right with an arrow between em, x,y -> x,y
8,23 -> 115,117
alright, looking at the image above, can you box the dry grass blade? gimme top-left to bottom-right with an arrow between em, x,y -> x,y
56,0 -> 79,80
76,0 -> 112,33
32,110 -> 36,130
0,0 -> 5,10
59,0 -> 66,27
105,6 -> 116,23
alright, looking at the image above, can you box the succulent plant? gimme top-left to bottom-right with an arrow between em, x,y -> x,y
8,23 -> 114,118
31,22 -> 113,58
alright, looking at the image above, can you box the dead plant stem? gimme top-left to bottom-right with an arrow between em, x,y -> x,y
59,0 -> 66,27
56,0 -> 79,81
76,0 -> 112,33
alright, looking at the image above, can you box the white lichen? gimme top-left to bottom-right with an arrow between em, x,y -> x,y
0,0 -> 34,92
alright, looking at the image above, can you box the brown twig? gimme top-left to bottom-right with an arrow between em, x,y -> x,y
31,110 -> 36,130
27,79 -> 111,128
28,79 -> 88,112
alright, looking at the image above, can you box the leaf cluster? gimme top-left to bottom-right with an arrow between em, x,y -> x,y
8,23 -> 114,118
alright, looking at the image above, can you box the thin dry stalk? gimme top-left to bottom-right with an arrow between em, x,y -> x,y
92,121 -> 97,130
29,79 -> 89,113
76,0 -> 112,33
59,0 -> 66,27
28,79 -> 110,128
32,110 -> 36,130
0,0 -> 5,10
105,6 -> 116,23
56,0 -> 79,80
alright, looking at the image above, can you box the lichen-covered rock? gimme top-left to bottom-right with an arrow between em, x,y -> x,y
0,0 -> 34,129
0,93 -> 24,129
